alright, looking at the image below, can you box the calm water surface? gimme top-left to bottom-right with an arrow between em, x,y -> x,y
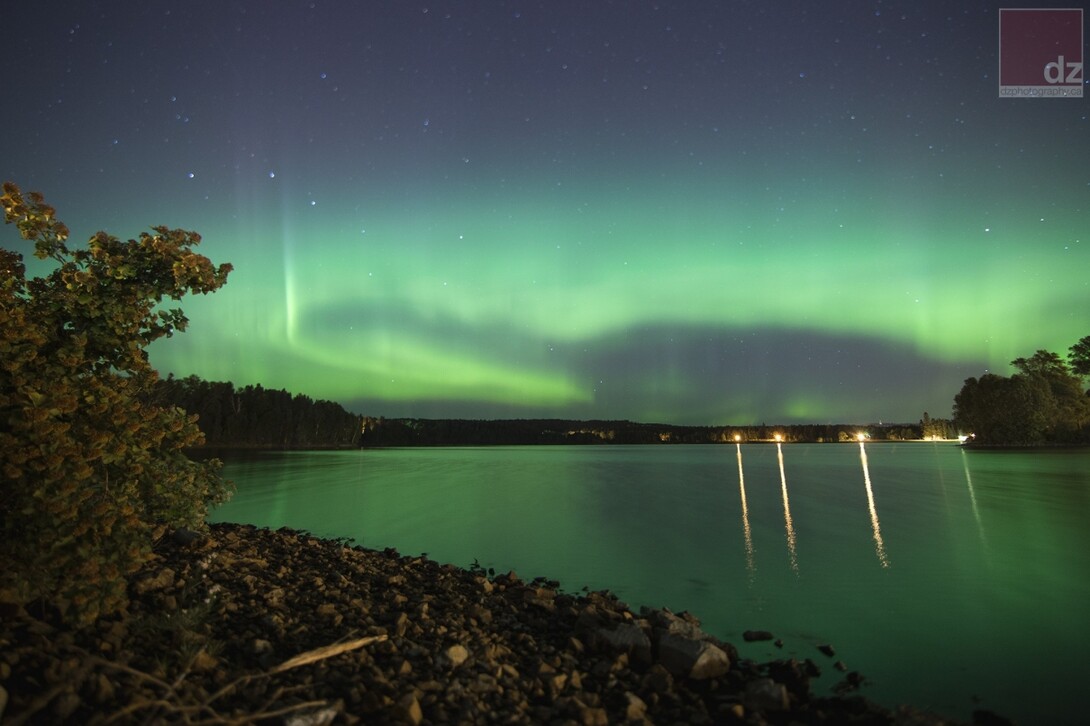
210,443 -> 1090,724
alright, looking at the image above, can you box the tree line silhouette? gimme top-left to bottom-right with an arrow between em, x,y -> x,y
152,375 -> 362,449
359,416 -> 949,447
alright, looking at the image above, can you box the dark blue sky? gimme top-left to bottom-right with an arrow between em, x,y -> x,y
3,2 -> 1086,423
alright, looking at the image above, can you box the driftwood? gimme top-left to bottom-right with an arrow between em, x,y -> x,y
272,634 -> 389,673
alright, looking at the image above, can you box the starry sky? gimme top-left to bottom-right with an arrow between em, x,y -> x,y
2,1 -> 1087,425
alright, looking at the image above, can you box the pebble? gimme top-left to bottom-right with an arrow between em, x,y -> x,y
443,644 -> 470,668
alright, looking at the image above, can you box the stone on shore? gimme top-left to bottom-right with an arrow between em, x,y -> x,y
442,644 -> 470,668
744,629 -> 775,642
746,677 -> 790,711
656,631 -> 731,680
587,622 -> 652,663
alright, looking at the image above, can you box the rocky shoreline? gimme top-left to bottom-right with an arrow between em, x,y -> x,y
1,523 -> 1008,724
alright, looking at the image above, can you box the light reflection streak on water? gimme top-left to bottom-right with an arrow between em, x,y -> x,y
859,441 -> 890,568
736,443 -> 755,575
776,442 -> 799,574
960,450 -> 989,552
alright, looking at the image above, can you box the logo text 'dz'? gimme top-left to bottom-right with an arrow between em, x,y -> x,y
1044,56 -> 1083,84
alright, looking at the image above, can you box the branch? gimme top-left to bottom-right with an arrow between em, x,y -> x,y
272,634 -> 388,673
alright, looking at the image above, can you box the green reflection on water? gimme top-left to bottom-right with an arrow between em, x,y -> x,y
210,444 -> 1090,725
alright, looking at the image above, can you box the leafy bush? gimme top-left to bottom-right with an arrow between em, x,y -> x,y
0,182 -> 233,623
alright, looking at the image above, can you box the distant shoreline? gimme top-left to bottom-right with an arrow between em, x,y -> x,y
188,438 -> 964,453
181,415 -> 960,450
354,417 -> 950,447
958,442 -> 1090,451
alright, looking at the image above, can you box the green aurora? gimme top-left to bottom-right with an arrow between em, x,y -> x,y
3,2 -> 1086,424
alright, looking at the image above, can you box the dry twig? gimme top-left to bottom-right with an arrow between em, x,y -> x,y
272,634 -> 388,673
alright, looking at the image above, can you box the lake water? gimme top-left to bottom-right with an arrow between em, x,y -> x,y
209,443 -> 1090,724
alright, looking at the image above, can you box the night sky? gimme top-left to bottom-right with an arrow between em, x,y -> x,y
3,1 -> 1087,425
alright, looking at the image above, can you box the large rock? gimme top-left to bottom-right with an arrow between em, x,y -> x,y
745,678 -> 789,712
656,632 -> 731,680
645,607 -> 708,640
589,622 -> 652,663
